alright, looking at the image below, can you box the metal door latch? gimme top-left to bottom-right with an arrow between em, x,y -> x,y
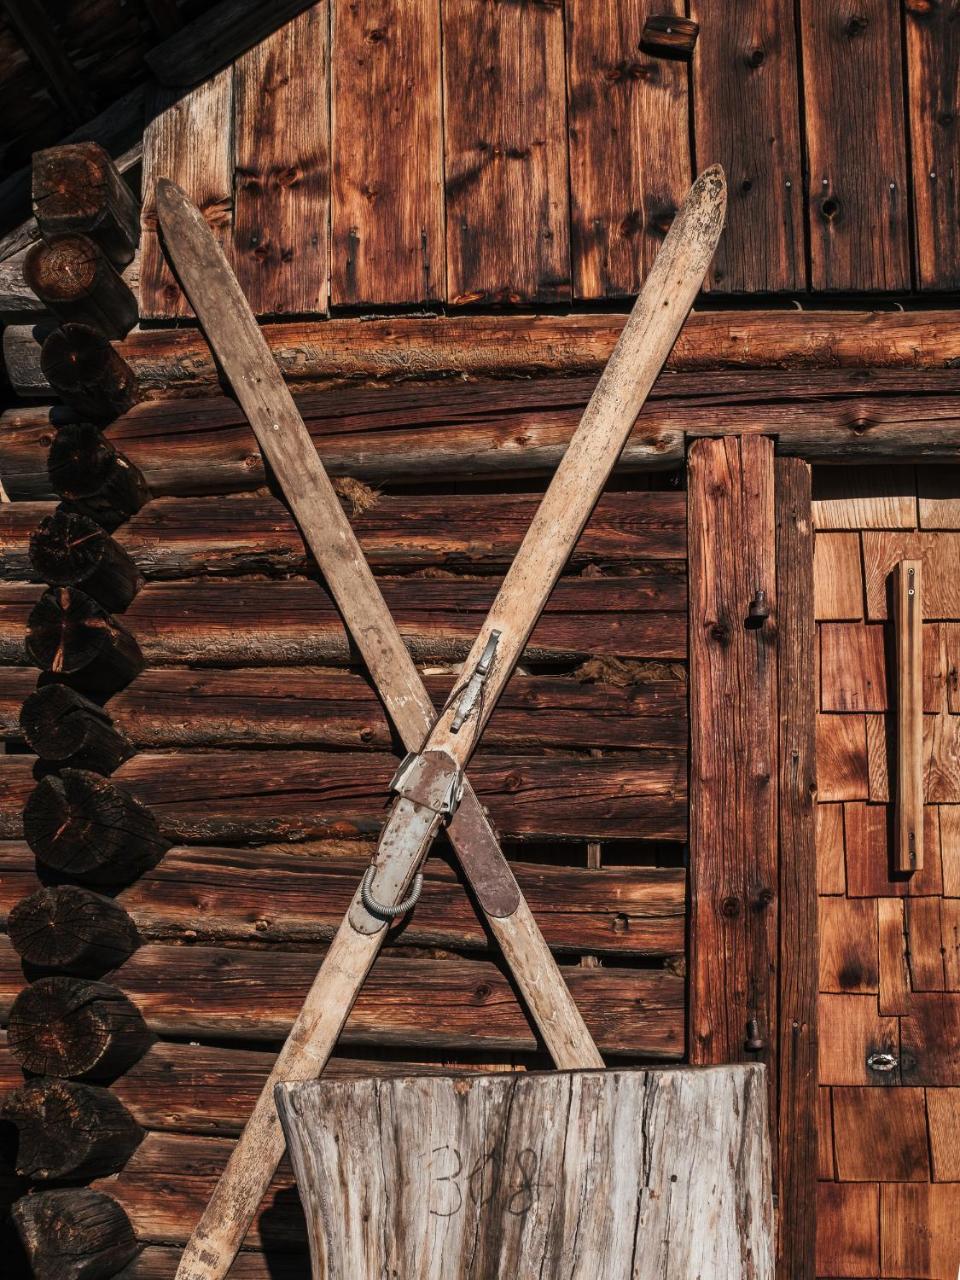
450,631 -> 501,732
866,1051 -> 898,1073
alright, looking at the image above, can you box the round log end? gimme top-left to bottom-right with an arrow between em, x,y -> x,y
7,977 -> 151,1080
20,684 -> 134,774
8,887 -> 139,975
11,1187 -> 139,1280
23,768 -> 167,884
25,236 -> 100,303
26,588 -> 144,694
48,425 -> 148,529
40,325 -> 139,423
29,512 -> 142,612
1,1079 -> 142,1180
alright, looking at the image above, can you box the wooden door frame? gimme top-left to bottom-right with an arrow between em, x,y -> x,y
688,438 -> 817,1279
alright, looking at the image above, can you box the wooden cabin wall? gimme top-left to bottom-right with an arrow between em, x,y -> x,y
4,0 -> 957,307
814,466 -> 960,1280
0,370 -> 690,1278
130,0 -> 960,317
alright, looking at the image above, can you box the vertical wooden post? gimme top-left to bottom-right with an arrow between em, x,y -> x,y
688,434 -> 779,1112
774,457 -> 818,1279
893,559 -> 923,872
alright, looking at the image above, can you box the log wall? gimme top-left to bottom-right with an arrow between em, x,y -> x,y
814,465 -> 960,1280
0,355 -> 689,1277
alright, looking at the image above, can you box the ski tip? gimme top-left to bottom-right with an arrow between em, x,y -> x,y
679,164 -> 727,247
155,177 -> 189,220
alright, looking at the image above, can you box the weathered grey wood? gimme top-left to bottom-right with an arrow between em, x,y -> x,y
277,1065 -> 773,1280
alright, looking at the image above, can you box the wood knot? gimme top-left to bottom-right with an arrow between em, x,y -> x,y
504,772 -> 522,792
754,888 -> 775,909
366,25 -> 387,41
844,14 -> 869,36
710,621 -> 731,645
473,984 -> 492,1003
820,196 -> 841,220
746,47 -> 765,68
619,209 -> 643,238
720,896 -> 740,918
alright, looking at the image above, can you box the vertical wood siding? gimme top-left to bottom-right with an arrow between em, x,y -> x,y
137,0 -> 958,317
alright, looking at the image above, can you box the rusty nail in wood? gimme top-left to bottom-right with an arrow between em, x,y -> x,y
746,589 -> 770,628
745,1018 -> 764,1051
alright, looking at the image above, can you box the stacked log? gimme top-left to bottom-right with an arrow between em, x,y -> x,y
4,144 -> 149,1280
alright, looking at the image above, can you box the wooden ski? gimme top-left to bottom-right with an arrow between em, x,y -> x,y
158,163 -> 725,1280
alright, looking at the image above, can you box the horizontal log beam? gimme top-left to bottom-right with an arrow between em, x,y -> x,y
1,489 -> 687,579
93,1133 -> 302,1252
6,312 -> 960,400
114,1245 -> 301,1280
111,944 -> 682,1057
4,372 -> 960,500
0,840 -> 685,957
106,665 -> 688,752
0,749 -> 687,843
0,664 -> 687,753
2,576 -> 687,667
108,1041 -> 509,1138
0,935 -> 683,1058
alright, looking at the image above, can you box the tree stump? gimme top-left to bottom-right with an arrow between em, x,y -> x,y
277,1065 -> 773,1280
23,769 -> 167,884
2,1079 -> 142,1180
27,588 -> 144,694
7,977 -> 150,1079
8,886 -> 139,975
48,423 -> 148,530
11,1188 -> 139,1280
20,684 -> 134,774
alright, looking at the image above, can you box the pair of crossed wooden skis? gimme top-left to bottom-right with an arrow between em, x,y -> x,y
156,165 -> 726,1280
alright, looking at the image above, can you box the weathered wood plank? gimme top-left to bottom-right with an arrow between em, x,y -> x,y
880,1183 -> 960,1277
0,840 -> 686,957
688,0 -> 803,292
812,465 -> 918,529
819,897 -> 878,993
140,72 -> 234,320
844,801 -> 943,897
97,945 -> 685,1057
901,994 -> 960,1085
820,624 -> 887,712
232,5 -> 330,316
927,1089 -> 960,1181
774,454 -> 817,1280
0,490 -> 688,579
331,0 -> 442,305
145,0 -> 317,87
800,0 -> 911,291
816,715 -> 868,801
817,1088 -> 835,1180
816,1182 -> 879,1278
832,1087 -> 929,1181
813,533 -> 864,621
816,803 -> 846,895
894,559 -> 925,871
277,1067 -> 773,1279
919,466 -> 960,529
878,897 -> 912,1015
442,0 -> 570,305
863,532 -> 960,619
905,0 -> 960,290
941,805 -> 960,895
688,438 -> 778,1101
564,0 -> 690,299
0,575 -> 689,667
818,993 -> 899,1086
105,749 -> 687,844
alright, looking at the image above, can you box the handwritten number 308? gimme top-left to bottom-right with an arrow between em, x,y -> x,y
427,1145 -> 547,1218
